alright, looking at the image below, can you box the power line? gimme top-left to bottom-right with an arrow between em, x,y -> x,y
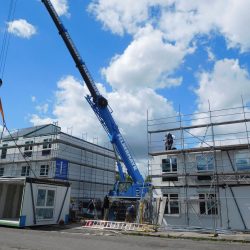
0,0 -> 18,81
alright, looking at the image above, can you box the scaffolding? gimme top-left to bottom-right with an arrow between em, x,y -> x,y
147,103 -> 250,231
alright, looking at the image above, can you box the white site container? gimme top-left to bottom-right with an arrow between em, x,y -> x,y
0,177 -> 71,227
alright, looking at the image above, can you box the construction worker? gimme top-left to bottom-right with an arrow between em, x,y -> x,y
102,195 -> 110,221
87,199 -> 98,219
69,200 -> 77,222
125,204 -> 135,223
165,133 -> 174,150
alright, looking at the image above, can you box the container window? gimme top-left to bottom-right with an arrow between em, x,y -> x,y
36,189 -> 46,206
36,188 -> 55,220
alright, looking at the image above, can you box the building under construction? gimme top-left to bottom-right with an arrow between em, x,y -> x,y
0,124 -> 116,206
148,104 -> 250,231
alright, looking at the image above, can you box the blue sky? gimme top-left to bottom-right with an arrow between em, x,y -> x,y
1,0 -> 250,174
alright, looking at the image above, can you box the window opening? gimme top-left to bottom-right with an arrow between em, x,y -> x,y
199,193 -> 218,215
0,167 -> 4,176
235,151 -> 250,171
1,144 -> 8,159
162,157 -> 177,173
21,166 -> 30,176
196,154 -> 214,171
43,138 -> 52,149
24,141 -> 33,157
40,165 -> 49,176
162,157 -> 178,181
42,139 -> 52,156
36,189 -> 55,220
163,194 -> 179,215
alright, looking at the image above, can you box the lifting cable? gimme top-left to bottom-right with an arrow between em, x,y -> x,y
0,0 -> 18,84
3,125 -> 38,178
0,98 -> 37,178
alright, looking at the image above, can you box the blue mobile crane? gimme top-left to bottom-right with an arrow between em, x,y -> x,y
41,0 -> 150,199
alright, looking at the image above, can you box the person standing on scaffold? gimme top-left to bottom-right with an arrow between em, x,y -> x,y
165,133 -> 175,150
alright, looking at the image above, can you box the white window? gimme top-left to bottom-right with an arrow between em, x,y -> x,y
21,166 -> 30,176
0,167 -> 4,177
199,193 -> 218,215
163,194 -> 179,215
40,165 -> 49,176
36,189 -> 55,220
235,151 -> 250,171
196,154 -> 214,171
162,157 -> 177,173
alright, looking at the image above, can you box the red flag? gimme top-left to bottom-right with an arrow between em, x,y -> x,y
0,98 -> 5,123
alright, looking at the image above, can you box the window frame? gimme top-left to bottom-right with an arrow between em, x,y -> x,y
24,141 -> 33,151
0,167 -> 4,177
35,188 -> 56,221
199,193 -> 218,215
163,193 -> 180,216
42,138 -> 52,149
196,154 -> 214,172
40,165 -> 49,177
24,141 -> 33,157
21,166 -> 30,176
162,157 -> 178,173
235,151 -> 250,171
1,144 -> 8,159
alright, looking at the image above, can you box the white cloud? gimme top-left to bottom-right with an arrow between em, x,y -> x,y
30,114 -> 55,126
190,59 -> 250,146
7,19 -> 36,39
31,96 -> 36,102
30,75 -> 176,173
195,59 -> 250,111
89,0 -> 250,52
88,0 -> 150,36
50,0 -> 69,16
102,25 -> 190,91
206,47 -> 216,62
217,0 -> 250,52
88,0 -> 250,121
159,0 -> 250,51
35,103 -> 49,114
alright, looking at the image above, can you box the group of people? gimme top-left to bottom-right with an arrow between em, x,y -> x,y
101,196 -> 136,222
85,195 -> 110,220
70,196 -> 137,223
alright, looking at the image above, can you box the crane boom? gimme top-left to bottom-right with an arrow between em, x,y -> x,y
41,0 -> 145,186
